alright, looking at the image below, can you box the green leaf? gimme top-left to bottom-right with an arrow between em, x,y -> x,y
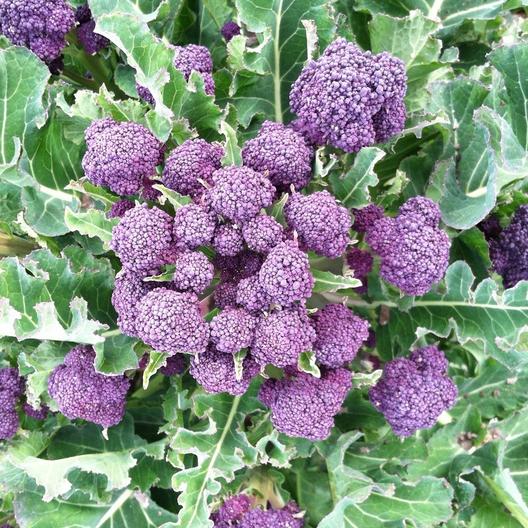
297,350 -> 321,378
152,184 -> 192,210
143,351 -> 169,389
219,119 -> 242,166
64,207 -> 119,246
94,333 -> 139,375
311,269 -> 362,293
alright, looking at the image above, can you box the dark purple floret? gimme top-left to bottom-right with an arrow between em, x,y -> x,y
489,205 -> 528,288
215,251 -> 264,283
242,121 -> 314,191
160,354 -> 186,376
259,368 -> 351,440
190,346 -> 260,395
210,307 -> 258,354
174,203 -> 217,250
213,224 -> 244,256
0,0 -> 75,62
136,288 -> 209,355
242,214 -> 284,254
212,494 -> 253,525
163,139 -> 223,198
140,178 -> 162,201
221,21 -> 241,42
398,196 -> 441,227
136,83 -> 155,105
173,44 -> 215,95
239,502 -> 304,528
214,281 -> 239,309
0,368 -> 24,398
478,214 -> 502,241
0,368 -> 24,440
107,200 -> 135,219
312,304 -> 369,368
76,14 -> 109,55
284,191 -> 351,258
346,247 -> 373,279
352,204 -> 385,234
209,167 -> 276,224
173,251 -> 214,294
82,118 -> 164,196
289,38 -> 406,152
23,403 -> 49,420
236,275 -> 271,312
48,345 -> 130,428
369,346 -> 457,437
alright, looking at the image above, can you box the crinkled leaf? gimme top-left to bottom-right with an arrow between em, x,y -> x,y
311,269 -> 362,293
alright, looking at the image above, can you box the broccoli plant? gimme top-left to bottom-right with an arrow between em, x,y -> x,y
0,1 -> 528,528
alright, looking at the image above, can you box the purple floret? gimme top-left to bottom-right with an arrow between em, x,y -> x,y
242,214 -> 284,254
212,494 -> 253,526
221,21 -> 241,42
136,83 -> 155,105
214,281 -> 239,309
23,403 -> 49,420
136,288 -> 209,355
259,241 -> 313,305
369,346 -> 457,437
346,247 -> 373,279
285,191 -> 351,258
352,204 -> 385,234
213,224 -> 244,256
173,44 -> 215,95
290,38 -> 406,153
0,368 -> 24,398
163,139 -> 223,198
0,0 -> 75,62
0,368 -> 24,440
173,251 -> 214,294
75,5 -> 109,55
398,196 -> 441,228
259,368 -> 351,440
312,304 -> 369,368
239,502 -> 304,528
111,204 -> 176,274
82,118 -> 164,196
160,355 -> 186,376
242,121 -> 314,191
107,199 -> 134,219
48,345 -> 130,428
236,275 -> 271,312
190,346 -> 260,395
253,307 -> 316,368
210,307 -> 258,354
489,205 -> 528,288
174,203 -> 217,250
209,167 -> 276,224
478,214 -> 502,241
215,251 -> 263,283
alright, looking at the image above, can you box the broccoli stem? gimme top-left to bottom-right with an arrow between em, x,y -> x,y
0,233 -> 36,257
61,68 -> 99,90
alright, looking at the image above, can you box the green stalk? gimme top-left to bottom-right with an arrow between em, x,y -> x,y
0,233 -> 37,257
61,68 -> 99,90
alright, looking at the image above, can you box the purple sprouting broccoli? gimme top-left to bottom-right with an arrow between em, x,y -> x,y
107,199 -> 135,219
398,196 -> 442,227
210,307 -> 258,354
173,251 -> 214,294
242,121 -> 314,191
214,281 -> 239,309
82,118 -> 165,196
489,205 -> 528,288
213,224 -> 244,257
259,368 -> 351,440
173,203 -> 217,250
346,246 -> 373,293
160,354 -> 186,376
312,304 -> 369,368
136,288 -> 209,355
238,502 -> 304,528
289,38 -> 407,152
209,167 -> 276,224
139,178 -> 162,201
365,198 -> 450,296
236,275 -> 271,312
136,84 -> 155,105
189,346 -> 260,395
211,494 -> 253,526
23,403 -> 49,420
0,368 -> 24,440
221,21 -> 241,42
352,204 -> 385,234
75,5 -> 109,55
242,214 -> 284,254
258,241 -> 313,305
110,204 -> 176,274
369,346 -> 457,437
252,307 -> 316,368
48,346 -> 130,428
163,139 -> 223,198
0,0 -> 75,62
284,191 -> 351,258
478,214 -> 502,241
215,251 -> 264,283
173,44 -> 215,95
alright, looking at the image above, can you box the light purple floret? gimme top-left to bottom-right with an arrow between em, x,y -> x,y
242,121 -> 314,191
82,118 -> 164,196
221,21 -> 241,42
190,346 -> 260,395
136,83 -> 155,105
174,203 -> 217,250
173,251 -> 214,294
75,5 -> 109,55
236,275 -> 271,312
163,139 -> 223,198
253,306 -> 316,368
0,368 -> 24,440
369,346 -> 457,437
259,368 -> 351,440
239,502 -> 304,528
398,196 -> 442,227
210,307 -> 258,354
173,44 -> 215,95
312,304 -> 369,368
212,494 -> 253,526
136,288 -> 209,355
259,241 -> 313,305
48,345 -> 130,428
209,167 -> 276,224
107,199 -> 134,219
242,214 -> 284,254
23,403 -> 49,420
110,204 -> 176,274
213,224 -> 244,256
0,0 -> 75,62
289,38 -> 407,152
352,204 -> 385,234
214,281 -> 239,309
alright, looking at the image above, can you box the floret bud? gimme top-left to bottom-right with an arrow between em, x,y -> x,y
173,203 -> 217,250
242,214 -> 284,253
173,251 -> 214,294
210,307 -> 258,354
236,275 -> 271,312
214,281 -> 239,309
221,21 -> 241,42
76,5 -> 109,55
107,199 -> 134,219
213,224 -> 244,256
352,204 -> 384,233
173,44 -> 215,95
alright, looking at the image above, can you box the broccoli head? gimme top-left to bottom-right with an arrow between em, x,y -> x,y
23,403 -> 49,420
136,84 -> 155,105
0,368 -> 24,439
213,224 -> 244,256
173,251 -> 214,294
107,199 -> 135,219
210,307 -> 258,354
173,44 -> 215,95
236,274 -> 271,312
352,204 -> 385,234
75,5 -> 109,55
221,21 -> 241,42
214,281 -> 239,309
242,214 -> 284,254
173,203 -> 218,250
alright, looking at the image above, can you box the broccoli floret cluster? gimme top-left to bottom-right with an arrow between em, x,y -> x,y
172,251 -> 214,294
369,346 -> 457,436
259,368 -> 351,440
23,403 -> 49,420
214,281 -> 239,309
83,118 -> 165,196
285,191 -> 351,257
236,274 -> 271,312
160,354 -> 186,376
365,197 -> 450,296
242,121 -> 314,191
213,224 -> 244,256
136,84 -> 155,105
352,204 -> 385,233
242,215 -> 284,254
48,346 -> 130,428
107,199 -> 135,219
0,0 -> 75,63
163,139 -> 223,198
478,214 -> 502,241
75,4 -> 109,55
221,21 -> 241,42
289,38 -> 406,152
346,246 -> 373,293
489,205 -> 528,288
173,44 -> 215,95
210,307 -> 258,354
0,368 -> 24,439
212,494 -> 253,526
173,203 -> 217,250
